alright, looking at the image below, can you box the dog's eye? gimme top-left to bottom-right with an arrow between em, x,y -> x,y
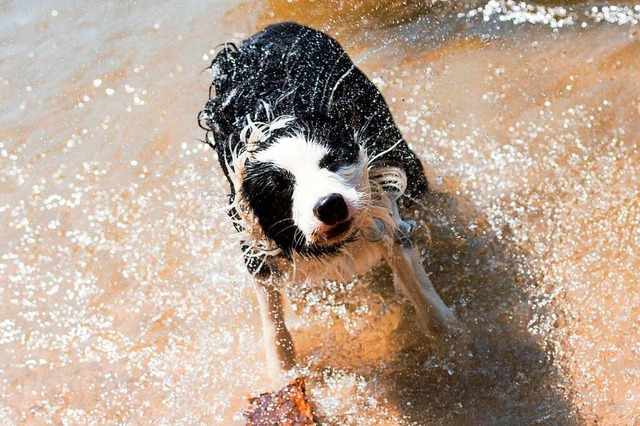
319,148 -> 359,171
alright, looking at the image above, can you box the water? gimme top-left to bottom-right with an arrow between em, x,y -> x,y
1,0 -> 639,424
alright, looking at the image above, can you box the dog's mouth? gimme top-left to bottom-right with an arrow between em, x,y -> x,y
322,218 -> 354,241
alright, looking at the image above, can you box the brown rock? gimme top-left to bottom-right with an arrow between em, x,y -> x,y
245,378 -> 317,426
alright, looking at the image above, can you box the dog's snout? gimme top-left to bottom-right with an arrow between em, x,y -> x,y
313,193 -> 349,226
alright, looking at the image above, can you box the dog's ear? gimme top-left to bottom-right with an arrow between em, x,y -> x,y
201,45 -> 241,137
199,45 -> 246,193
209,44 -> 239,96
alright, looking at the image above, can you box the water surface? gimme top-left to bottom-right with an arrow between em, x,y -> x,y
1,0 -> 639,424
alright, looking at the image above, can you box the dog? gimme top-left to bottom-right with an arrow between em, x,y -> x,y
199,22 -> 463,376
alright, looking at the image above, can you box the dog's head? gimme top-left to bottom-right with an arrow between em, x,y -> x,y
235,112 -> 371,258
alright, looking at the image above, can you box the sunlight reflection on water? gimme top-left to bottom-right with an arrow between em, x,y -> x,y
1,0 -> 639,424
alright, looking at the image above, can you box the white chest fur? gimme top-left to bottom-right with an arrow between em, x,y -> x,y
274,236 -> 389,284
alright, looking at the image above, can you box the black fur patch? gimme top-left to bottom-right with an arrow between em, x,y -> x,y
241,161 -> 297,251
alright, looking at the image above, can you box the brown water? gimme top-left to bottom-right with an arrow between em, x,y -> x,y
1,1 -> 639,424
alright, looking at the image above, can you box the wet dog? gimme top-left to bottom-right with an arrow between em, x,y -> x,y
199,22 -> 462,376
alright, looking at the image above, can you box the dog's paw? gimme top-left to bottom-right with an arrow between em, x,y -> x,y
427,316 -> 472,365
425,308 -> 467,342
266,359 -> 300,387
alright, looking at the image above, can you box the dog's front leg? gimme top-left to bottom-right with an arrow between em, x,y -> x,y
254,279 -> 296,377
385,242 -> 464,336
383,199 -> 464,337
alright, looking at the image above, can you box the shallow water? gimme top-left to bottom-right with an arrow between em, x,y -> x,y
1,1 -> 639,424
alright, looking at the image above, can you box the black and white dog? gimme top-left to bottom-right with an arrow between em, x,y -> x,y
200,22 -> 462,376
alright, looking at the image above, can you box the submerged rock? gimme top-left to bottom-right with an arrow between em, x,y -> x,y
245,378 -> 317,425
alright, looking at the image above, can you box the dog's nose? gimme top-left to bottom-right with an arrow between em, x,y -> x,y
313,193 -> 349,226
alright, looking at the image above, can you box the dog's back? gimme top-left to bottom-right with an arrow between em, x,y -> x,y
202,22 -> 428,200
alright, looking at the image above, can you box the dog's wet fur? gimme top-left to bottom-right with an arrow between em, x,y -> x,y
200,22 -> 461,376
